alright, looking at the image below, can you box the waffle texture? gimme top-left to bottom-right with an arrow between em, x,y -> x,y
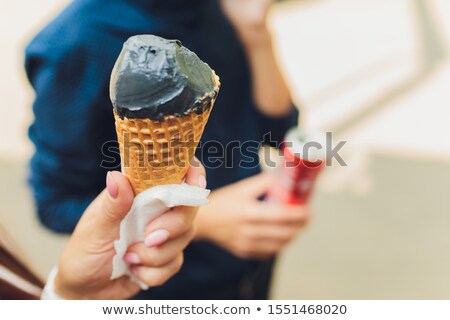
114,108 -> 212,194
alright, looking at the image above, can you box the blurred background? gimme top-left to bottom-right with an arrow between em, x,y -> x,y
1,0 -> 450,299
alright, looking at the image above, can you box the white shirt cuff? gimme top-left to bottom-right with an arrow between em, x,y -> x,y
41,266 -> 64,300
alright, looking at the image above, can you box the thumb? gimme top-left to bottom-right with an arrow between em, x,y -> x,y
235,172 -> 275,199
98,171 -> 135,230
185,157 -> 207,188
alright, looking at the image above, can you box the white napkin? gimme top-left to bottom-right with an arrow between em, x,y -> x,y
111,183 -> 210,290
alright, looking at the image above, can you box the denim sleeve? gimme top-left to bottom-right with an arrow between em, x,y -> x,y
24,40 -> 114,233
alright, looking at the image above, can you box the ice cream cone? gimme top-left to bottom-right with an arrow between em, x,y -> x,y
110,35 -> 220,193
114,97 -> 215,194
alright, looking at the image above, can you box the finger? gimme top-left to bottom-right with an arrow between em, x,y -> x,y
186,157 -> 207,188
252,240 -> 287,259
232,172 -> 275,198
131,253 -> 183,288
144,206 -> 197,247
235,239 -> 283,260
243,224 -> 304,243
82,171 -> 134,238
126,228 -> 194,267
246,202 -> 310,225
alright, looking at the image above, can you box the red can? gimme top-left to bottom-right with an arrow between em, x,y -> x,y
267,128 -> 326,205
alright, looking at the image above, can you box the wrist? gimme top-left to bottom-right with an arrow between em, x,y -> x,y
53,267 -> 91,300
42,266 -> 88,300
240,31 -> 272,55
54,271 -> 79,299
238,26 -> 273,50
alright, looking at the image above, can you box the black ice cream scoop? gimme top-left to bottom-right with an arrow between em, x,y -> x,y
110,34 -> 219,121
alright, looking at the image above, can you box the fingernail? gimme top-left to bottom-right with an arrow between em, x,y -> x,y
191,156 -> 201,167
124,253 -> 141,264
106,171 -> 118,199
198,175 -> 207,189
145,230 -> 170,248
130,266 -> 138,276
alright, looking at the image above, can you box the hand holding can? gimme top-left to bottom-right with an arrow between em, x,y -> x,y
268,128 -> 326,205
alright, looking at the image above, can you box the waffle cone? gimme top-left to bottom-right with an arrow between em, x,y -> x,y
114,107 -> 212,194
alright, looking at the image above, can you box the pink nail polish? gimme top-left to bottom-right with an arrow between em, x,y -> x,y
145,230 -> 170,248
106,171 -> 118,199
130,266 -> 138,276
198,175 -> 207,189
124,252 -> 141,264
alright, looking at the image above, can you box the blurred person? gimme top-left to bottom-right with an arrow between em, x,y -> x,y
24,0 -> 308,299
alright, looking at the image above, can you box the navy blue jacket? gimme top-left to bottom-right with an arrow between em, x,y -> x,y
25,0 -> 298,298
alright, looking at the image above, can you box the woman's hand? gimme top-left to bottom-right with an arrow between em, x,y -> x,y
220,0 -> 273,47
54,163 -> 205,299
194,173 -> 310,259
